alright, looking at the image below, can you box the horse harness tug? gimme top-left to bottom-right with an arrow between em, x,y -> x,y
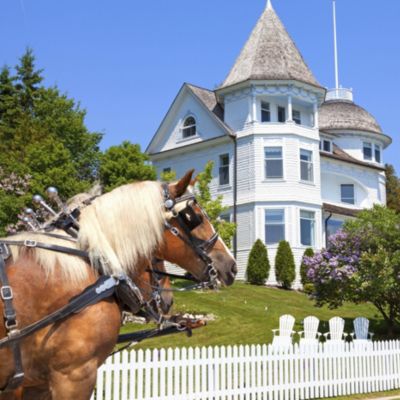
0,184 -> 220,393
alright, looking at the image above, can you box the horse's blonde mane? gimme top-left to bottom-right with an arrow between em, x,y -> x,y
77,181 -> 165,276
5,231 -> 89,285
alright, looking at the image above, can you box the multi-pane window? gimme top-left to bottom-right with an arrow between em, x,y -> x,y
182,116 -> 196,138
219,154 -> 230,185
300,149 -> 313,182
265,209 -> 285,244
278,106 -> 286,123
300,210 -> 315,246
375,145 -> 381,163
341,184 -> 355,204
293,110 -> 301,125
320,139 -> 332,153
265,147 -> 283,179
261,101 -> 271,122
363,142 -> 372,160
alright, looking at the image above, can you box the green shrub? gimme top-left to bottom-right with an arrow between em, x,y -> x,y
300,247 -> 314,287
275,240 -> 296,289
246,239 -> 270,285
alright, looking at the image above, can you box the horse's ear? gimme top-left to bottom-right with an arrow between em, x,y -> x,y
171,169 -> 194,198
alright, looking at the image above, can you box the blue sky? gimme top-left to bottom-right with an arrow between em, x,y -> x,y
1,0 -> 399,173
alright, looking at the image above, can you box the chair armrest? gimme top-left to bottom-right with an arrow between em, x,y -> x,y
316,332 -> 322,338
350,333 -> 355,339
272,329 -> 279,336
323,332 -> 330,339
298,331 -> 304,338
291,330 -> 297,337
369,332 -> 374,340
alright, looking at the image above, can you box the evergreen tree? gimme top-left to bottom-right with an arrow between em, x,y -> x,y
0,49 -> 102,233
275,240 -> 296,289
195,161 -> 236,247
99,141 -> 156,192
385,164 -> 400,214
300,247 -> 314,291
246,239 -> 270,285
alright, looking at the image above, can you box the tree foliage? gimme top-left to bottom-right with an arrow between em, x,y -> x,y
99,141 -> 156,192
385,164 -> 400,214
160,169 -> 177,183
0,49 -> 102,233
195,161 -> 236,247
300,247 -> 314,288
304,205 -> 400,335
275,240 -> 296,289
246,239 -> 270,285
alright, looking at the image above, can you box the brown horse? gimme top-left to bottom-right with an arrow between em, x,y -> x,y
0,171 -> 236,400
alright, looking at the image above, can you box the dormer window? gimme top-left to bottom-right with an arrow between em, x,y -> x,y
320,139 -> 332,153
261,101 -> 271,122
363,142 -> 372,161
182,116 -> 196,138
293,110 -> 301,125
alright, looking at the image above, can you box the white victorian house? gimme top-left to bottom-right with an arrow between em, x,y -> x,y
146,2 -> 392,287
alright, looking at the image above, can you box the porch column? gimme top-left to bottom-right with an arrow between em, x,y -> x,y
287,95 -> 293,122
313,102 -> 319,128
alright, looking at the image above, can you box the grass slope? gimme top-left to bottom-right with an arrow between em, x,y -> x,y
121,282 -> 393,350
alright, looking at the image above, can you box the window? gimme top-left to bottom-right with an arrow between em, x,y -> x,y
265,147 -> 283,179
265,209 -> 285,244
327,219 -> 343,238
219,154 -> 230,185
293,110 -> 301,125
363,142 -> 372,161
261,101 -> 271,122
278,106 -> 286,123
375,145 -> 381,163
182,116 -> 196,138
341,184 -> 355,204
300,149 -> 313,182
163,167 -> 171,173
320,139 -> 332,153
300,210 -> 315,246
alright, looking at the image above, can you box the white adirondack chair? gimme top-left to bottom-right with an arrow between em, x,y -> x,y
351,317 -> 374,350
271,314 -> 295,352
323,316 -> 347,351
298,316 -> 321,352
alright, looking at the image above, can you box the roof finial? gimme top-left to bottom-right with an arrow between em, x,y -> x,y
332,0 -> 340,89
266,0 -> 273,10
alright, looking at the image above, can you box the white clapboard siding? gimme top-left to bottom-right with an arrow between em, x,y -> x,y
91,340 -> 400,400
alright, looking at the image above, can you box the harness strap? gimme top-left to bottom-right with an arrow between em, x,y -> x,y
0,240 -> 89,261
0,275 -> 119,350
0,254 -> 24,392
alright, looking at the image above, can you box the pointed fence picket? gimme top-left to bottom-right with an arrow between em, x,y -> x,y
90,340 -> 400,400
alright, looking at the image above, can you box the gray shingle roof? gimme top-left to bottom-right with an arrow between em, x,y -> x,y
319,100 -> 383,134
220,2 -> 321,89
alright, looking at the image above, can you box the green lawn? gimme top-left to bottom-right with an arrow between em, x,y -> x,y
121,282 -> 397,350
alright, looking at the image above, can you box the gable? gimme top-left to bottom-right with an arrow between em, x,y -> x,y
147,84 -> 231,155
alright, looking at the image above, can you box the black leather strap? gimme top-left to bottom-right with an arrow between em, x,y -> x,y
0,256 -> 24,392
0,240 -> 89,261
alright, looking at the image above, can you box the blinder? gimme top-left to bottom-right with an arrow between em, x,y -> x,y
178,202 -> 203,231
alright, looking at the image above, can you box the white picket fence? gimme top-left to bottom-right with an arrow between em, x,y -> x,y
91,340 -> 400,400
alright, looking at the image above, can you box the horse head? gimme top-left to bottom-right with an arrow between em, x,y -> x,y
156,170 -> 237,287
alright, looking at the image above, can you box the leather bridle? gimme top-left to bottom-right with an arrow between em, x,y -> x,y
162,184 -> 220,289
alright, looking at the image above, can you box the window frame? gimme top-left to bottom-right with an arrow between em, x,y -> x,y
218,153 -> 230,186
300,148 -> 314,182
363,142 -> 372,161
264,146 -> 284,180
374,144 -> 381,163
300,209 -> 315,247
320,139 -> 332,153
277,106 -> 286,123
261,101 -> 271,123
265,208 -> 285,245
181,116 -> 197,139
341,184 -> 355,204
292,109 -> 301,125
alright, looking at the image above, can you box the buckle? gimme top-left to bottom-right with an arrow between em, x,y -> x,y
24,239 -> 37,248
5,319 -> 18,330
170,227 -> 180,237
0,286 -> 13,301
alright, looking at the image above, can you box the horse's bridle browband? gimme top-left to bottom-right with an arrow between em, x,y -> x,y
162,183 -> 220,289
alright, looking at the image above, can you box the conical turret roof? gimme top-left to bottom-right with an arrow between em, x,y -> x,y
220,2 -> 322,89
